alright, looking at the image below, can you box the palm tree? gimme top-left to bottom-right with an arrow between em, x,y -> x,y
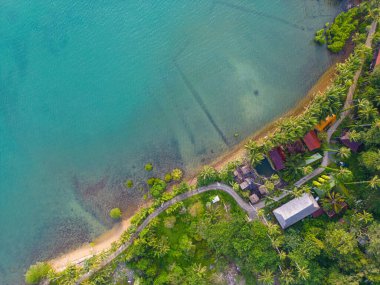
279,250 -> 287,261
280,268 -> 295,285
369,175 -> 380,189
302,166 -> 313,175
357,210 -> 374,225
245,140 -> 265,166
291,185 -> 311,198
258,269 -> 275,285
337,147 -> 351,159
256,208 -> 265,218
345,175 -> 380,189
210,272 -> 225,285
322,192 -> 345,213
264,180 -> 275,192
271,237 -> 283,248
329,167 -> 354,183
198,165 -> 218,186
348,130 -> 361,142
324,147 -> 351,159
267,222 -> 281,237
191,263 -> 207,278
296,265 -> 310,281
358,99 -> 377,121
270,174 -> 280,185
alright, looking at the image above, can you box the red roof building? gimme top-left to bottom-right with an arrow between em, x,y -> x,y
268,147 -> 286,171
303,130 -> 321,151
376,51 -> 380,67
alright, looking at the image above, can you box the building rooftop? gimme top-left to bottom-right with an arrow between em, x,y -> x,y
249,193 -> 260,204
273,193 -> 320,229
340,132 -> 362,152
286,140 -> 306,154
315,115 -> 336,132
268,147 -> 286,171
303,130 -> 321,151
376,50 -> 380,66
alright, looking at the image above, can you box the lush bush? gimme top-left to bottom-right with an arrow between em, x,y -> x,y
326,8 -> 359,53
197,166 -> 220,186
171,168 -> 183,181
144,163 -> 153,171
164,173 -> 172,183
149,178 -> 167,199
25,262 -> 51,284
124,179 -> 133,188
314,28 -> 326,45
360,149 -> 380,172
109,208 -> 122,220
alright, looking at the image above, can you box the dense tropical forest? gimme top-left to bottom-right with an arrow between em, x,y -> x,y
25,1 -> 380,284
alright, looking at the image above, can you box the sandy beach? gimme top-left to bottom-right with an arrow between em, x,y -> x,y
49,58 -> 340,271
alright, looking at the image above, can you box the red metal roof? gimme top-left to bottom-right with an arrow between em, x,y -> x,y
269,147 -> 286,171
302,130 -> 321,151
376,51 -> 380,66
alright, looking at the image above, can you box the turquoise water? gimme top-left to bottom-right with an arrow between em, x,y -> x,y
0,1 -> 343,283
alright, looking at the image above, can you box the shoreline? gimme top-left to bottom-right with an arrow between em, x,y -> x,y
48,58 -> 342,271
210,63 -> 338,172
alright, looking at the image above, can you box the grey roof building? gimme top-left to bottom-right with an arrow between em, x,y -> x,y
273,193 -> 320,229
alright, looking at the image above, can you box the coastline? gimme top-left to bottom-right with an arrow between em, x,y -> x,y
210,63 -> 338,172
48,58 -> 341,271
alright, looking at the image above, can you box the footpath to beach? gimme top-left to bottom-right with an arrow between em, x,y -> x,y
295,20 -> 378,187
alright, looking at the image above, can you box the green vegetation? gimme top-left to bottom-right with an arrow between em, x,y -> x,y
25,262 -> 51,284
149,178 -> 167,199
314,4 -> 379,53
109,208 -> 122,220
326,7 -> 359,52
314,28 -> 326,45
164,173 -> 172,182
197,165 -> 220,186
171,168 -> 183,181
123,192 -> 279,284
124,179 -> 133,188
145,163 -> 153,171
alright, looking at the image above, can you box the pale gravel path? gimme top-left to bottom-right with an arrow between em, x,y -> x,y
294,20 -> 377,188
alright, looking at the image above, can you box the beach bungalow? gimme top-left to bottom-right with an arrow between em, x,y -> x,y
273,193 -> 321,229
302,130 -> 321,151
340,132 -> 363,152
239,178 -> 259,192
259,185 -> 269,196
315,115 -> 336,132
239,180 -> 250,191
234,164 -> 256,183
268,147 -> 286,171
249,193 -> 260,204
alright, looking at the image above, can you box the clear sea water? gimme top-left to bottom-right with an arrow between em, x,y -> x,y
0,0 -> 344,283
